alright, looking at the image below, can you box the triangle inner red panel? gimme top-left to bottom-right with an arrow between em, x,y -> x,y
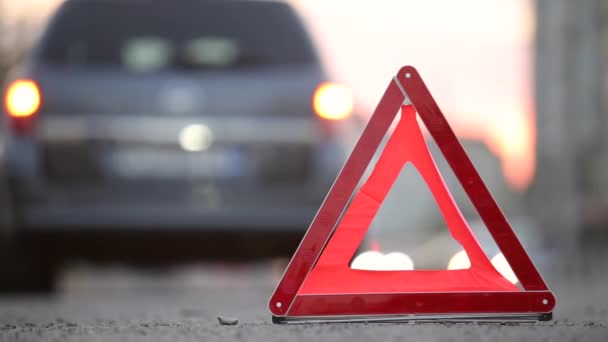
269,66 -> 553,318
298,105 -> 516,295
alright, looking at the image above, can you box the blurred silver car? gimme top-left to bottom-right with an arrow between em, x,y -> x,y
1,0 -> 360,290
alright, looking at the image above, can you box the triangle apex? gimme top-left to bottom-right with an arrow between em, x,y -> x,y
398,65 -> 417,76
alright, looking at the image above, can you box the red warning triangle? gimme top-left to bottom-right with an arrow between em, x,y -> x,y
269,66 -> 555,323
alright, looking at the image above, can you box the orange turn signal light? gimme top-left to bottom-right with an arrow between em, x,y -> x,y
5,80 -> 41,118
313,82 -> 353,120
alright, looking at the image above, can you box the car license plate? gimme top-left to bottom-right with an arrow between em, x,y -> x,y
103,148 -> 245,179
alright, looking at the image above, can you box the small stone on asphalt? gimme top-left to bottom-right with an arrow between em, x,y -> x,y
217,316 -> 239,326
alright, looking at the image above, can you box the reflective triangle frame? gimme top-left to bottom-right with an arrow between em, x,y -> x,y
269,66 -> 555,323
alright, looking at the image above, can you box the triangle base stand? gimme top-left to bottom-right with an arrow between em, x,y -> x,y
273,312 -> 553,324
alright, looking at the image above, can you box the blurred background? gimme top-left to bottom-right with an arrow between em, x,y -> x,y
0,0 -> 606,293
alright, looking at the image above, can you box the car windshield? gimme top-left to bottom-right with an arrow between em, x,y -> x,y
39,0 -> 318,71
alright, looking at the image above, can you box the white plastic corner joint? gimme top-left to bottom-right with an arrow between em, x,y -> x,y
393,76 -> 412,105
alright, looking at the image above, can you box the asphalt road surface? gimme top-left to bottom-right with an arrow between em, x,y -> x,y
0,260 -> 606,342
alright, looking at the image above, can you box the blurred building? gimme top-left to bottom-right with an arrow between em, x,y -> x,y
531,0 -> 608,253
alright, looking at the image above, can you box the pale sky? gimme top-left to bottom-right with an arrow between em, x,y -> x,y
293,0 -> 536,189
4,0 -> 535,189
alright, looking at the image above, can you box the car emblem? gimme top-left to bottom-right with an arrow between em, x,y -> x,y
179,124 -> 213,151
